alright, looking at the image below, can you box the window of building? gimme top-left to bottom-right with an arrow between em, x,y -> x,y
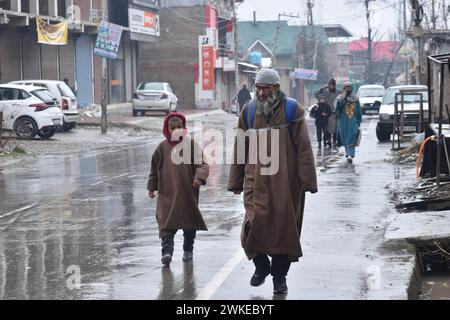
39,0 -> 49,15
0,0 -> 11,10
58,0 -> 66,17
21,0 -> 30,13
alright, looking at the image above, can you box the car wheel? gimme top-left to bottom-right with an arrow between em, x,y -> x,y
14,116 -> 38,139
37,127 -> 56,139
62,122 -> 75,132
376,125 -> 391,142
141,111 -> 146,116
133,110 -> 138,117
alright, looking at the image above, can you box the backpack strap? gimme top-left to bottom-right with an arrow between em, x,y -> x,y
244,100 -> 256,130
285,97 -> 298,138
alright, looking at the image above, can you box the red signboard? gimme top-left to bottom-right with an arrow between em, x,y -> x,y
204,5 -> 218,29
201,46 -> 215,91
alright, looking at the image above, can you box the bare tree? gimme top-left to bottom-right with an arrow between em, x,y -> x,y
350,0 -> 387,83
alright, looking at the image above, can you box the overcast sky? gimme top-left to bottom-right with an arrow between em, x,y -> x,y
236,0 -> 399,40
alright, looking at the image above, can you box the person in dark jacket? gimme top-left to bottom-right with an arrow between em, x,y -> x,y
310,94 -> 332,148
237,84 -> 252,114
314,79 -> 342,146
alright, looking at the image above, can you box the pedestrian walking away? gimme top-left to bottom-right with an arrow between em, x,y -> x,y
228,68 -> 318,295
310,93 -> 332,148
147,112 -> 209,266
315,79 -> 342,147
336,83 -> 362,163
237,84 -> 252,114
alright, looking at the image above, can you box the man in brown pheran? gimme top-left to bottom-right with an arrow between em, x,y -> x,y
228,68 -> 318,295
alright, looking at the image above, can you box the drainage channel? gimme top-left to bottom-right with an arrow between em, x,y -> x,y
412,240 -> 450,300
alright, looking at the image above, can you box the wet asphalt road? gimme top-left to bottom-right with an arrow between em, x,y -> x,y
0,113 -> 415,300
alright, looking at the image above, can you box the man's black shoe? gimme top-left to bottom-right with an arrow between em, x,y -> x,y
250,270 -> 270,287
273,277 -> 288,295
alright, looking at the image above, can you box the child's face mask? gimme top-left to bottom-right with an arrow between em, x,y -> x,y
169,123 -> 184,136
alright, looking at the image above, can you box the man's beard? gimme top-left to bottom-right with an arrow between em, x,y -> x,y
255,94 -> 276,117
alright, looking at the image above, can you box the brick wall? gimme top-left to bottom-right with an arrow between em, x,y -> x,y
138,6 -> 205,108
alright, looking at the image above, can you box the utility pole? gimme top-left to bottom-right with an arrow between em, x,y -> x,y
443,0 -> 449,29
404,0 -> 409,83
0,112 -> 3,149
232,0 -> 239,107
101,0 -> 109,134
431,0 -> 437,29
365,0 -> 375,84
411,0 -> 424,85
306,0 -> 314,26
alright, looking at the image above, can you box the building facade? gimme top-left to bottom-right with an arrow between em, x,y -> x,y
139,0 -> 239,109
0,0 -> 159,107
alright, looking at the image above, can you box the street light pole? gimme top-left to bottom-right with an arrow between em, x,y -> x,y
101,0 -> 109,134
365,0 -> 375,84
232,0 -> 239,108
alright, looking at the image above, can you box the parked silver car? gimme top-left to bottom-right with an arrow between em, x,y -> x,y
132,82 -> 178,116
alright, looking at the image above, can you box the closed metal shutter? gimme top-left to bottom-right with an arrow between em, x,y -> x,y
0,29 -> 21,83
59,35 -> 75,83
75,35 -> 93,107
41,44 -> 58,80
22,31 -> 40,80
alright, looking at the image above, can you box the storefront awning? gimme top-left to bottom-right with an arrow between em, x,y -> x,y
238,62 -> 259,69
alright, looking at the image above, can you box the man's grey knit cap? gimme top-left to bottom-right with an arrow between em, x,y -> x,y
255,68 -> 281,85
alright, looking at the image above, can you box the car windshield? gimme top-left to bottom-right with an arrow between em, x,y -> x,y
358,88 -> 385,98
139,83 -> 164,91
382,88 -> 429,105
31,89 -> 56,103
58,83 -> 76,98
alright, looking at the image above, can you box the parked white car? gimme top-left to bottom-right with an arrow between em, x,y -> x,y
376,85 -> 429,142
356,85 -> 385,115
132,82 -> 178,116
10,80 -> 79,131
0,84 -> 63,139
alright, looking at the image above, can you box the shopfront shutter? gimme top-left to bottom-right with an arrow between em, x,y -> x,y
41,44 -> 58,80
0,29 -> 21,83
22,31 -> 40,80
59,35 -> 75,83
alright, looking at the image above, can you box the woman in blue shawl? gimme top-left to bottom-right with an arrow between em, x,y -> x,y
336,83 -> 362,163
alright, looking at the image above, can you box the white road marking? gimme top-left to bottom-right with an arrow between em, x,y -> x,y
196,248 -> 246,300
0,203 -> 38,219
91,173 -> 129,186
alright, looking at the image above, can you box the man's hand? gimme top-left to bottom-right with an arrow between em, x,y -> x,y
193,179 -> 203,189
148,191 -> 156,199
233,191 -> 242,195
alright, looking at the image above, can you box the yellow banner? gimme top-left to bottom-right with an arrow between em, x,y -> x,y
36,17 -> 68,45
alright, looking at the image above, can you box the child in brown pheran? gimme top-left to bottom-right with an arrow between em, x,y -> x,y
147,112 -> 209,266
